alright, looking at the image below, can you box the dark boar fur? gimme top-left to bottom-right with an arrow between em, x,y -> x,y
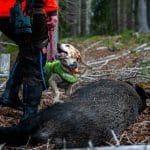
0,79 -> 147,148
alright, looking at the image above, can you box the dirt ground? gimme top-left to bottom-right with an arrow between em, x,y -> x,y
0,40 -> 150,149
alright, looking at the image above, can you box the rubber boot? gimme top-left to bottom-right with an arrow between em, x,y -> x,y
0,78 -> 22,110
0,60 -> 23,110
21,83 -> 42,121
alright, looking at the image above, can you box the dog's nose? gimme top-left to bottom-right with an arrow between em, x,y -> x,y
69,62 -> 77,69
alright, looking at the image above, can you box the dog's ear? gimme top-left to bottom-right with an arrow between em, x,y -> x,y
57,43 -> 61,48
57,43 -> 69,55
57,43 -> 62,53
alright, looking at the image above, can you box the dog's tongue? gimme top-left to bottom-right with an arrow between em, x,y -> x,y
70,68 -> 80,74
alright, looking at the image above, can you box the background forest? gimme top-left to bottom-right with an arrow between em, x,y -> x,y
58,0 -> 150,37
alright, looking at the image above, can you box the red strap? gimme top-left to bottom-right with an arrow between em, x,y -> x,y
49,30 -> 53,61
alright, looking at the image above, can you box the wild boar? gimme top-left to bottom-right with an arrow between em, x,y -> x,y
0,79 -> 147,148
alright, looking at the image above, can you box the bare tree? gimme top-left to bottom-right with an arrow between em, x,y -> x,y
80,0 -> 87,36
126,0 -> 134,30
147,0 -> 150,28
111,0 -> 118,32
66,0 -> 79,37
138,0 -> 150,33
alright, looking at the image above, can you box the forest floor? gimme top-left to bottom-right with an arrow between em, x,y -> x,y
0,33 -> 150,149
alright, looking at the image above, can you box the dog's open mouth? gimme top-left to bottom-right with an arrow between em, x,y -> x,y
62,64 -> 80,74
69,68 -> 80,74
60,58 -> 80,74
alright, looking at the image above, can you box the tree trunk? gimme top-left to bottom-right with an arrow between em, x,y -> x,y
134,0 -> 139,30
80,0 -> 87,36
111,0 -> 118,32
126,0 -> 133,30
138,0 -> 150,33
147,0 -> 150,28
66,0 -> 79,37
86,0 -> 92,35
118,0 -> 126,32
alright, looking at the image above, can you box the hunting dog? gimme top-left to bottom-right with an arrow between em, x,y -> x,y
44,59 -> 80,103
44,43 -> 83,103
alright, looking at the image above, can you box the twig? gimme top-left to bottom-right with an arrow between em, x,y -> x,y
0,41 -> 17,46
133,43 -> 148,51
0,143 -> 5,150
88,140 -> 94,148
79,65 -> 150,82
84,41 -> 102,52
0,74 -> 9,77
87,50 -> 130,66
111,130 -> 120,146
46,138 -> 51,150
80,75 -> 97,81
25,136 -> 31,148
63,138 -> 67,150
136,75 -> 150,80
0,80 -> 6,89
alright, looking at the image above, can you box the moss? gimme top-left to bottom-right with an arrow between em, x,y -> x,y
139,60 -> 150,67
5,45 -> 18,53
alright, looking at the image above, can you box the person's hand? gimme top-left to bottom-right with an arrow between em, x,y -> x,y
46,15 -> 58,30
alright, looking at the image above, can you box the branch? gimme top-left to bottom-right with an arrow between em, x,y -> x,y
84,41 -> 102,52
0,41 -> 17,46
87,50 -> 131,66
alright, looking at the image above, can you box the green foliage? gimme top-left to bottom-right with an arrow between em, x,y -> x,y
120,30 -> 134,41
135,34 -> 150,44
58,1 -> 71,38
115,31 -> 150,49
138,60 -> 150,80
90,0 -> 112,35
5,45 -> 18,53
58,0 -> 150,38
0,34 -> 18,54
139,60 -> 150,68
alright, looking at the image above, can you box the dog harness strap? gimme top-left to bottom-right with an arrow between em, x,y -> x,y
61,73 -> 78,83
53,61 -> 78,83
44,61 -> 55,83
44,60 -> 79,84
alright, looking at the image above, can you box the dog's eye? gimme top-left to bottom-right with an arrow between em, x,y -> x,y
65,44 -> 70,47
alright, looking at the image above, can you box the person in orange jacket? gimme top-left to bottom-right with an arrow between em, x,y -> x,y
0,0 -> 59,120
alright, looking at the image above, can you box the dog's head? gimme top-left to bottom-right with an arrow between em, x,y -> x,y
56,43 -> 81,74
55,51 -> 80,74
57,43 -> 81,63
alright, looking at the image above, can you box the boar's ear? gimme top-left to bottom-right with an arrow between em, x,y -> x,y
145,90 -> 150,99
125,81 -> 148,100
125,81 -> 133,86
134,84 -> 148,102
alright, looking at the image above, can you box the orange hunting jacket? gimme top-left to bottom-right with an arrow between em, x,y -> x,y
0,0 -> 58,17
